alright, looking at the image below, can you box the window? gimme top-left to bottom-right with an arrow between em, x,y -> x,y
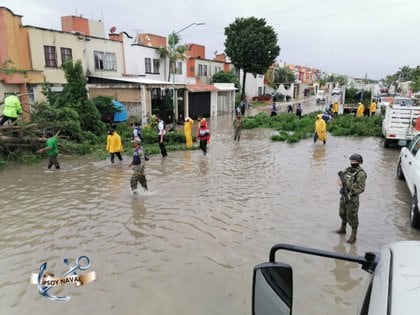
214,66 -> 221,74
145,58 -> 152,73
409,136 -> 420,156
153,59 -> 160,74
198,64 -> 208,76
104,53 -> 116,71
94,51 -> 117,71
44,46 -> 57,67
94,51 -> 104,70
60,48 -> 72,64
176,62 -> 182,74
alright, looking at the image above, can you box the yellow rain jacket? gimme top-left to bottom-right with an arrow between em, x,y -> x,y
2,94 -> 22,118
184,118 -> 194,148
356,103 -> 364,117
332,101 -> 339,114
315,114 -> 327,141
370,101 -> 377,114
106,132 -> 123,153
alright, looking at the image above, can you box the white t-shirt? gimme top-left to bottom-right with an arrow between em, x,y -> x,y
158,121 -> 166,135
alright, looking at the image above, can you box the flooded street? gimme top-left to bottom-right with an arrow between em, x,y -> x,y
1,111 -> 419,315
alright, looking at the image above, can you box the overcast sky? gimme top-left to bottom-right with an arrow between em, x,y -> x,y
2,0 -> 420,80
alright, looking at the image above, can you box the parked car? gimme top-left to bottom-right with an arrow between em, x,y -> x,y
271,92 -> 285,102
253,241 -> 420,315
331,87 -> 342,95
397,132 -> 420,227
315,90 -> 325,104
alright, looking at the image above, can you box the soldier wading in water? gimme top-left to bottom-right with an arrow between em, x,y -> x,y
335,154 -> 367,243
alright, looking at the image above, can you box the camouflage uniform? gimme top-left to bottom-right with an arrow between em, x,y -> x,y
130,146 -> 148,191
338,166 -> 367,229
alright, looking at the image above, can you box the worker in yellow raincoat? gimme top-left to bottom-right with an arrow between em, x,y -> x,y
314,114 -> 327,144
184,117 -> 194,148
356,102 -> 364,117
332,101 -> 339,118
369,100 -> 377,116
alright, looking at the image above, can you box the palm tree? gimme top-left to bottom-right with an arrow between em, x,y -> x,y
157,32 -> 187,82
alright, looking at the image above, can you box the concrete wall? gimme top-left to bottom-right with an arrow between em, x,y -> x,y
124,41 -> 166,81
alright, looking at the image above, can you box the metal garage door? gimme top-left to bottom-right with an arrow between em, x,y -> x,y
189,92 -> 210,119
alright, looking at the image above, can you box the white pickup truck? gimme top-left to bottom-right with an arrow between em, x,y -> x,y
397,132 -> 420,228
253,241 -> 420,314
381,98 -> 420,147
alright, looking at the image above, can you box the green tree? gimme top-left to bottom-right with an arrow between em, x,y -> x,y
224,17 -> 280,97
157,33 -> 187,82
410,66 -> 420,92
33,60 -> 106,140
212,70 -> 241,90
273,67 -> 295,88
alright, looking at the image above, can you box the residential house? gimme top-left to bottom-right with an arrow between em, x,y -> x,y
185,45 -> 235,117
1,6 -> 236,125
0,6 -> 43,119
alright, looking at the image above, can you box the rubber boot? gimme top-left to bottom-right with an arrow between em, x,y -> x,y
347,227 -> 357,244
335,222 -> 346,234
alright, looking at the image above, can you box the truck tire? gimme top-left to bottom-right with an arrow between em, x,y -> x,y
410,190 -> 420,229
397,160 -> 405,180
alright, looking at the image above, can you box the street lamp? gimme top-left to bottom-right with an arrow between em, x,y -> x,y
170,22 -> 205,129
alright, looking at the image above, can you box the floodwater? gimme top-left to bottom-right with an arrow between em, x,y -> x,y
0,108 -> 419,315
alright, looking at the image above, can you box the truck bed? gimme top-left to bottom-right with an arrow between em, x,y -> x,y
382,105 -> 420,147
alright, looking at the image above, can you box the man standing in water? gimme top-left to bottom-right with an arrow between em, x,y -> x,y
129,139 -> 149,194
156,115 -> 167,157
106,128 -> 123,163
184,117 -> 194,148
335,154 -> 367,243
197,119 -> 210,155
37,131 -> 60,169
233,113 -> 243,142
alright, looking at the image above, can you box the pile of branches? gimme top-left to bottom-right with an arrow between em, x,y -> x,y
0,123 -> 45,150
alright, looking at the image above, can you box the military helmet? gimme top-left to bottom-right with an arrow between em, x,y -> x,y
349,153 -> 363,164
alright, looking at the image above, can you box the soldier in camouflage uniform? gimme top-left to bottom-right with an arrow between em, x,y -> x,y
129,139 -> 149,194
335,153 -> 367,243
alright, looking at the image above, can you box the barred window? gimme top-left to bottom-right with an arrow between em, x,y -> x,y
44,46 -> 57,67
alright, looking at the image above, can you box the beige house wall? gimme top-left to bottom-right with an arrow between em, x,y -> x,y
28,27 -> 85,84
26,27 -> 124,102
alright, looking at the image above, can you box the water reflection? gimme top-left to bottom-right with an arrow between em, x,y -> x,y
0,113 -> 419,315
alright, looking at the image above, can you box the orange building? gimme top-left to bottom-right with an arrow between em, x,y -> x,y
0,7 -> 43,118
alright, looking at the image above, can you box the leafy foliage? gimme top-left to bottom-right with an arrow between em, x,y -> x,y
224,17 -> 280,97
345,87 -> 372,104
273,67 -> 296,87
33,60 -> 106,141
212,70 -> 241,90
243,111 -> 382,143
383,65 -> 420,92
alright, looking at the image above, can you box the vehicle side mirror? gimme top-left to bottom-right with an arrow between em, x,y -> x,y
252,262 -> 293,315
